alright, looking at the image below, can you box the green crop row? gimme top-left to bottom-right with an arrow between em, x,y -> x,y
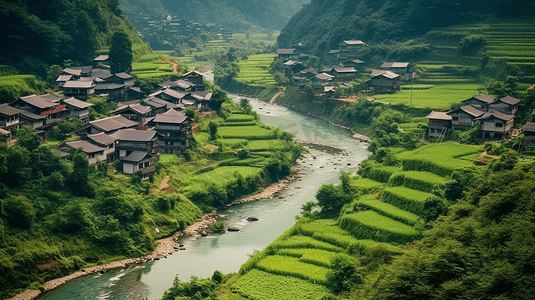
247,139 -> 285,151
388,171 -> 447,193
382,186 -> 435,215
356,199 -> 421,226
219,157 -> 266,167
358,162 -> 402,183
218,139 -> 248,147
219,121 -> 257,127
232,269 -> 329,300
218,126 -> 277,140
226,114 -> 255,122
255,255 -> 329,285
270,235 -> 343,252
340,211 -> 421,244
349,178 -> 383,191
277,248 -> 341,268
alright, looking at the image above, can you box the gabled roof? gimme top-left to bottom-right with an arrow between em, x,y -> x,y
0,103 -> 23,116
153,109 -> 188,124
63,81 -> 94,89
192,91 -> 212,101
94,83 -> 124,91
283,60 -> 303,67
56,75 -> 73,82
381,62 -> 409,68
111,129 -> 158,142
19,110 -> 46,120
182,70 -> 204,77
476,111 -> 515,122
462,94 -> 494,104
123,151 -> 151,163
87,132 -> 118,146
65,140 -> 106,154
63,97 -> 93,109
315,73 -> 335,81
94,55 -> 109,61
61,68 -> 82,76
128,86 -> 142,93
333,67 -> 357,73
426,111 -> 452,121
114,104 -> 152,115
277,49 -> 297,55
17,94 -> 59,109
70,66 -> 93,75
522,122 -> 535,133
150,88 -> 187,100
496,95 -> 521,106
448,105 -> 486,118
347,59 -> 364,64
114,72 -> 134,80
88,115 -> 139,132
371,70 -> 399,79
342,40 -> 364,45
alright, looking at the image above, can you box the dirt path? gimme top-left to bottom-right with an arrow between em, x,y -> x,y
162,57 -> 180,75
159,175 -> 170,190
269,89 -> 286,104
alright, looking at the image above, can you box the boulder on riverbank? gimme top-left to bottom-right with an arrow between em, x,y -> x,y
246,216 -> 259,221
227,226 -> 240,232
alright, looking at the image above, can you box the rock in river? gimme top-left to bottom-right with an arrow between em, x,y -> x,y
227,226 -> 240,232
247,216 -> 259,221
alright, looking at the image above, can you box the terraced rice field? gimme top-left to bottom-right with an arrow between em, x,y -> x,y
131,53 -> 174,79
235,54 -> 277,86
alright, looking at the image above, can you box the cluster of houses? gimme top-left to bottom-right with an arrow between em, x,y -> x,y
425,94 -> 527,141
128,13 -> 232,50
277,40 -> 414,95
0,55 -> 213,180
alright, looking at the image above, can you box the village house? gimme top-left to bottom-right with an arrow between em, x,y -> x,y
339,40 -> 365,60
141,97 -> 181,115
461,94 -> 495,111
9,94 -> 68,129
61,81 -> 95,101
59,68 -> 82,77
93,54 -> 109,67
276,49 -> 300,61
151,109 -> 191,155
70,66 -> 93,77
370,70 -> 400,94
74,115 -> 139,137
425,111 -> 452,139
126,86 -> 144,101
0,104 -> 23,143
158,79 -> 196,92
476,111 -> 515,140
101,72 -> 135,87
86,132 -> 118,163
59,140 -> 107,164
522,122 -> 535,146
447,105 -> 485,130
55,74 -> 79,89
487,95 -> 521,115
62,97 -> 93,124
181,70 -> 205,91
283,60 -> 307,75
150,88 -> 187,104
121,151 -> 155,180
341,59 -> 364,69
112,104 -> 153,125
94,83 -> 126,101
312,73 -> 335,93
380,62 -> 412,78
328,67 -> 358,82
111,129 -> 161,176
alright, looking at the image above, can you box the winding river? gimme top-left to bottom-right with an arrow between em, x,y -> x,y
38,95 -> 369,300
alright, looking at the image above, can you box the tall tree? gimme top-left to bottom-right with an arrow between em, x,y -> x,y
72,11 -> 98,64
109,31 -> 132,74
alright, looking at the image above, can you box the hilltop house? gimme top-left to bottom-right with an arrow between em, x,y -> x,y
487,95 -> 521,115
380,62 -> 412,78
151,109 -> 191,155
476,111 -> 515,140
339,40 -> 365,60
277,49 -> 300,61
370,70 -> 400,94
181,70 -> 205,91
425,111 -> 452,139
461,94 -> 495,111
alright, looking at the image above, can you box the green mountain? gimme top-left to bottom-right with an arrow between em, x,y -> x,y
119,0 -> 310,32
0,0 -> 143,77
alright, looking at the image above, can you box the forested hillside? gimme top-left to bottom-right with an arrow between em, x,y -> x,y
119,0 -> 310,32
0,0 -> 143,77
278,0 -> 535,55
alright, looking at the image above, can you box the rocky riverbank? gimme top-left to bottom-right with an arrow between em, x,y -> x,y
6,176 -> 294,300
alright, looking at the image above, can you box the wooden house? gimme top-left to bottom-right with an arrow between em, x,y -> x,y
461,94 -> 495,111
142,97 -> 181,115
111,129 -> 161,159
10,94 -> 68,128
152,109 -> 191,155
126,86 -> 144,101
339,40 -> 365,60
121,151 -> 155,180
70,66 -> 93,77
112,104 -> 152,125
487,95 -> 521,115
55,75 -> 79,88
59,140 -> 107,164
101,73 -> 135,87
283,60 -> 306,75
330,67 -> 357,82
62,97 -> 93,124
341,59 -> 364,69
447,105 -> 485,130
74,115 -> 138,137
150,88 -> 187,104
425,111 -> 452,139
94,83 -> 126,101
60,68 -> 82,77
522,122 -> 535,146
476,111 -> 514,140
276,49 -> 300,61
0,104 -> 22,139
380,62 -> 411,77
158,80 -> 196,92
312,73 -> 335,93
93,55 -> 109,66
370,70 -> 400,94
61,81 -> 95,101
181,71 -> 205,91
86,132 -> 118,163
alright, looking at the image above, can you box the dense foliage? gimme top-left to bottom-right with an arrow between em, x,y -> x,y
0,0 -> 140,76
109,31 -> 132,73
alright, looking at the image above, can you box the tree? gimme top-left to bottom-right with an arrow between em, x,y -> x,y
46,64 -> 62,86
72,11 -> 97,64
208,121 -> 218,140
109,31 -> 132,74
16,127 -> 40,151
326,254 -> 359,294
316,183 -> 350,217
184,106 -> 196,119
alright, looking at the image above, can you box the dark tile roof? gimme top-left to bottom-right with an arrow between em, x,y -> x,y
182,70 -> 204,77
343,40 -> 364,45
498,95 -> 521,105
117,100 -> 141,107
112,129 -> 158,142
70,66 -> 93,74
192,91 -> 212,101
122,151 -> 150,163
150,88 -> 187,100
128,86 -> 142,93
522,122 -> 535,132
62,68 -> 82,76
463,94 -> 494,104
56,75 -> 73,82
426,111 -> 452,121
90,115 -> 139,132
65,140 -> 106,154
63,97 -> 93,109
94,55 -> 109,61
476,111 -> 515,122
452,105 -> 486,117
114,72 -> 134,80
0,103 -> 23,116
333,67 -> 357,73
94,83 -> 124,90
371,70 -> 399,79
153,109 -> 188,124
19,110 -> 46,120
18,94 -> 59,109
381,62 -> 409,68
315,73 -> 335,81
90,68 -> 111,79
63,81 -> 94,89
87,132 -> 118,145
277,49 -> 297,55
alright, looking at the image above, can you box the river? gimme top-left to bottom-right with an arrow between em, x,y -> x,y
37,95 -> 369,300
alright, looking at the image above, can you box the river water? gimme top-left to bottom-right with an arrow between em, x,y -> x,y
38,95 -> 369,300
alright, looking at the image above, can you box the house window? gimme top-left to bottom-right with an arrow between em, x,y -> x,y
495,123 -> 503,128
144,161 -> 150,167
88,153 -> 95,159
138,163 -> 144,169
452,117 -> 459,121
